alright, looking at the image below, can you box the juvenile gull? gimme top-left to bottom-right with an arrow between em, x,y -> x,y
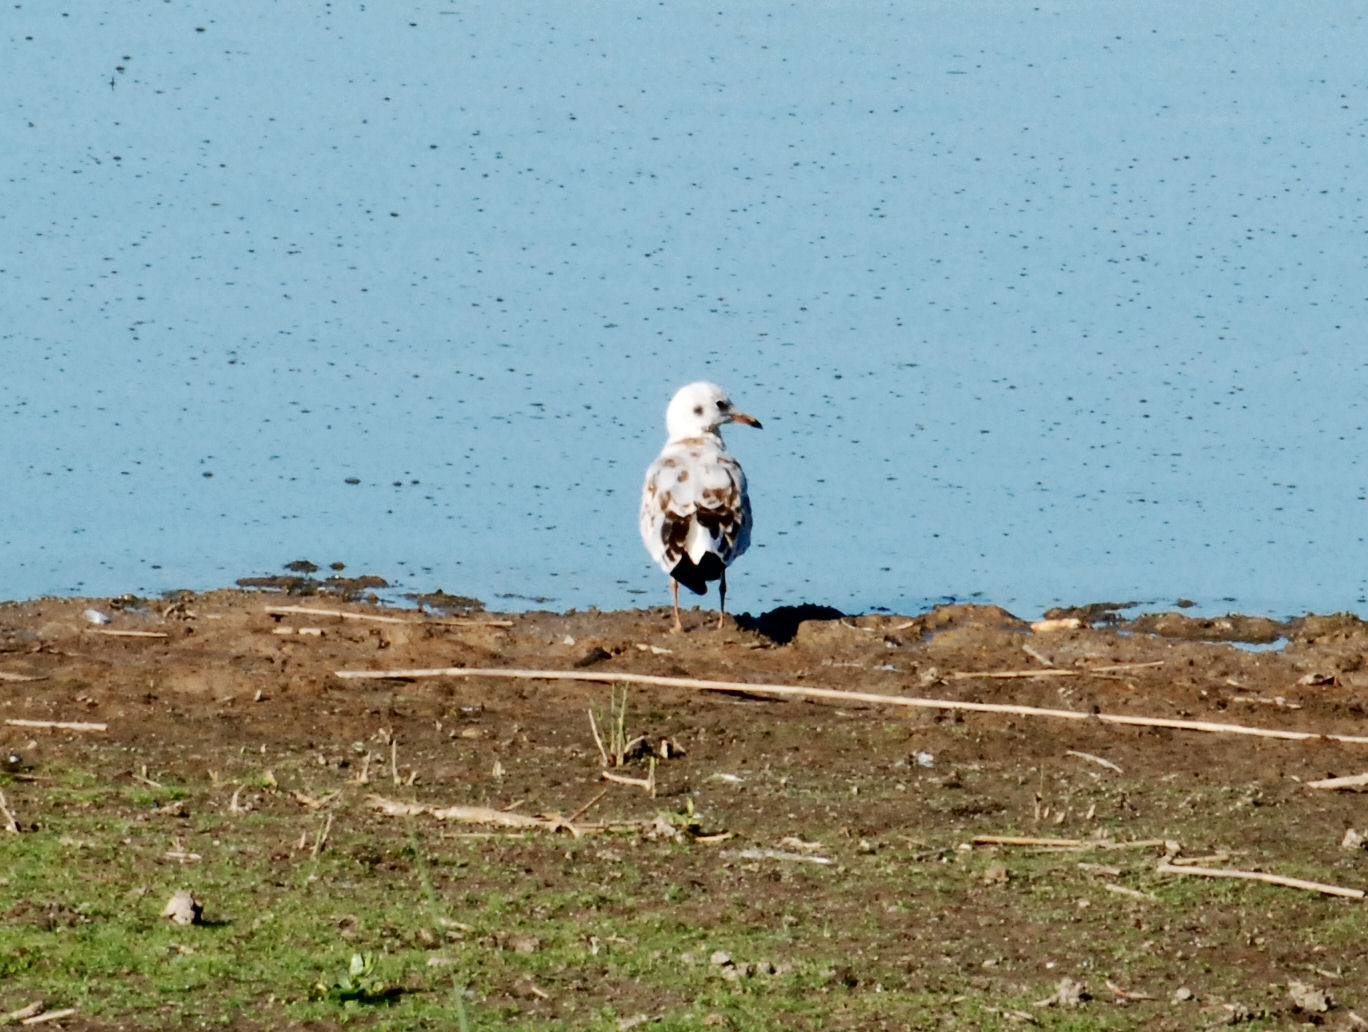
640,381 -> 761,630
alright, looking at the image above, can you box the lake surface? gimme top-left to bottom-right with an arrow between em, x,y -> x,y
5,2 -> 1368,620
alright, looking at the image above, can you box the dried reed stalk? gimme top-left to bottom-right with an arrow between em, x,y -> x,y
366,794 -> 666,838
5,718 -> 107,733
265,604 -> 512,627
0,790 -> 19,833
972,835 -> 1171,850
1306,772 -> 1368,790
332,666 -> 1368,746
1154,861 -> 1364,899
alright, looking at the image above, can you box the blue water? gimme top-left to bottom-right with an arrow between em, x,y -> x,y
5,3 -> 1368,619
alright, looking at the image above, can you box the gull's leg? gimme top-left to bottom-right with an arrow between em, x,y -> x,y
716,570 -> 727,630
670,578 -> 684,632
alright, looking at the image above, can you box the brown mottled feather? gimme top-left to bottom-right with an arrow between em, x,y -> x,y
640,437 -> 752,595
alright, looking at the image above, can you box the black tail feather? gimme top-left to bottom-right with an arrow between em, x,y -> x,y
670,553 -> 725,595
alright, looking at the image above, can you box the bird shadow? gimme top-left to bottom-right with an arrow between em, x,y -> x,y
736,603 -> 846,645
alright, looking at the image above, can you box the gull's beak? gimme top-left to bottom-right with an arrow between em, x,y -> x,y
728,410 -> 762,429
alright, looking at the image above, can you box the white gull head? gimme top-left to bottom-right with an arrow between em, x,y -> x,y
664,381 -> 763,442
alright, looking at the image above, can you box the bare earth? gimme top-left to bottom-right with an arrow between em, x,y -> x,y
4,588 -> 1368,1029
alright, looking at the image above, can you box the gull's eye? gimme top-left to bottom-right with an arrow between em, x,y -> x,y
693,405 -> 704,416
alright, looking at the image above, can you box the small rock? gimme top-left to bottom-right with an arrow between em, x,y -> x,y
826,964 -> 859,988
150,798 -> 189,818
1031,617 -> 1084,633
1341,828 -> 1365,850
1036,977 -> 1086,1007
1287,980 -> 1331,1014
982,863 -> 1010,885
160,889 -> 202,926
1215,1002 -> 1250,1024
82,609 -> 111,625
709,950 -> 733,968
1171,986 -> 1194,1003
574,646 -> 611,668
1055,977 -> 1086,1007
506,933 -> 541,954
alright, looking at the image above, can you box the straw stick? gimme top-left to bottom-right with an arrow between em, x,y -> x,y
21,1008 -> 79,1026
1155,861 -> 1364,898
331,666 -> 1368,746
265,605 -> 512,627
947,668 -> 1082,680
5,718 -> 107,733
1066,750 -> 1124,773
0,790 -> 19,833
972,835 -> 1170,850
365,794 -> 669,838
1306,772 -> 1368,790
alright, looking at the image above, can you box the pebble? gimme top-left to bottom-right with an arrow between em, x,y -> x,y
160,889 -> 203,925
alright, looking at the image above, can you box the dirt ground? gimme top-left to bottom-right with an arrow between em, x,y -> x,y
4,588 -> 1368,1029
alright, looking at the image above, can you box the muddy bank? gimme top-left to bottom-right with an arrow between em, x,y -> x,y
5,589 -> 1368,1029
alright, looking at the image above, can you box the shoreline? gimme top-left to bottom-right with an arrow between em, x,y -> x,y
4,583 -> 1362,648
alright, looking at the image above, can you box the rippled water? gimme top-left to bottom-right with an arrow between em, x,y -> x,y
5,3 -> 1368,619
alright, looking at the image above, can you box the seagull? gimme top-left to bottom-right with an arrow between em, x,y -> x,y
640,381 -> 761,631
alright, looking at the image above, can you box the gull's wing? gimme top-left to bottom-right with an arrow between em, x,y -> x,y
640,439 -> 751,583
